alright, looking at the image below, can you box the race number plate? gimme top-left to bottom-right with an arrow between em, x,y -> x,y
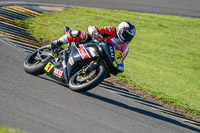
44,62 -> 54,72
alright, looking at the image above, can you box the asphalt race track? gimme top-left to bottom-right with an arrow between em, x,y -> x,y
3,0 -> 200,18
1,37 -> 200,133
0,1 -> 200,133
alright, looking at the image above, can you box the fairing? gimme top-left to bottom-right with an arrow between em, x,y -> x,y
44,43 -> 100,84
43,38 -> 125,84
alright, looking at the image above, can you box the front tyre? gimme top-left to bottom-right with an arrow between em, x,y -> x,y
23,45 -> 50,75
69,65 -> 107,92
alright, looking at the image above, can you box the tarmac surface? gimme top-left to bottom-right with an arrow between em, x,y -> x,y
0,1 -> 200,133
3,0 -> 200,17
1,37 -> 199,133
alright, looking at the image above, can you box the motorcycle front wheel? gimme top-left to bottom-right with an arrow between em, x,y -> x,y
69,65 -> 107,92
23,45 -> 51,75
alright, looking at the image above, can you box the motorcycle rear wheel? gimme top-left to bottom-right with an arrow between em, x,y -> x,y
69,65 -> 107,92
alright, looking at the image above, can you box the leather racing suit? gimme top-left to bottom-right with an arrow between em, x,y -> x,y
88,25 -> 129,73
50,26 -> 92,50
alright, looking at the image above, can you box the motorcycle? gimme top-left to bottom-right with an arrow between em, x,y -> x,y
23,38 -> 125,92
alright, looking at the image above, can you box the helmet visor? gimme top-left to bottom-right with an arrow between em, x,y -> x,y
121,29 -> 134,43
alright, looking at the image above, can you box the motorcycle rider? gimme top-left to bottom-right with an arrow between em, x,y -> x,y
50,21 -> 136,74
88,21 -> 136,73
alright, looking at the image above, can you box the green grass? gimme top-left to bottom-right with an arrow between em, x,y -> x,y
0,127 -> 23,133
18,7 -> 200,117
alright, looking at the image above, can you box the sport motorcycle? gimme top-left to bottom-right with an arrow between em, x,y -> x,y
23,38 -> 125,92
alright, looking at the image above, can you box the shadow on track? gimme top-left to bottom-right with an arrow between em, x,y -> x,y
35,75 -> 200,132
37,75 -> 69,88
82,92 -> 200,132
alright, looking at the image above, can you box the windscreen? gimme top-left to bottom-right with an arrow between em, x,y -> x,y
111,38 -> 128,64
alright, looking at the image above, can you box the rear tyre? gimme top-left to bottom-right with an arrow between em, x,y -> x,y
69,65 -> 107,92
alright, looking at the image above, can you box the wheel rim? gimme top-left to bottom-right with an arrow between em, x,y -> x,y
72,68 -> 100,85
76,69 -> 97,83
28,46 -> 51,65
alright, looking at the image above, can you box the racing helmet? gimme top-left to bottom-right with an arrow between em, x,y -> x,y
116,21 -> 136,44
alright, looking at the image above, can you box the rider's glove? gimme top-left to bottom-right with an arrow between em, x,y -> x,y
93,33 -> 103,41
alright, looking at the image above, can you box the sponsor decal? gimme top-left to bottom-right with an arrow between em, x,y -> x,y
44,62 -> 54,72
88,47 -> 96,57
113,61 -> 117,68
62,61 -> 67,68
68,57 -> 75,66
53,68 -> 63,78
48,53 -> 56,58
77,44 -> 91,59
115,50 -> 123,64
80,32 -> 85,39
109,46 -> 114,58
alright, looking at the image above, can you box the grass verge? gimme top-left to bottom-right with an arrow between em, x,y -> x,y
17,7 -> 200,118
0,127 -> 23,133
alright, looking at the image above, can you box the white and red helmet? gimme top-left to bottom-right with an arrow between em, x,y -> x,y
116,21 -> 136,44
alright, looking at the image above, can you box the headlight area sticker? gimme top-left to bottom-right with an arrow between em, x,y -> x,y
44,62 -> 54,72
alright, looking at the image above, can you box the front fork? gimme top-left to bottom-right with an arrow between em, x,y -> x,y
42,53 -> 56,66
83,61 -> 99,74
